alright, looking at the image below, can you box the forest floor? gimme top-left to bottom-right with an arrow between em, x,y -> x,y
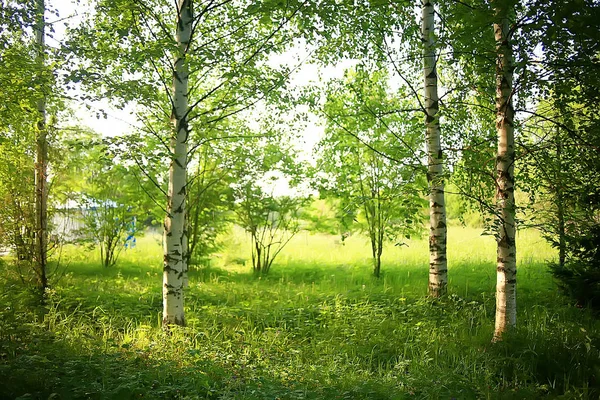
1,227 -> 599,399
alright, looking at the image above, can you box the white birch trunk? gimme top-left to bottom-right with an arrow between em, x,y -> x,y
422,0 -> 447,297
163,0 -> 192,327
493,3 -> 517,340
34,0 -> 48,291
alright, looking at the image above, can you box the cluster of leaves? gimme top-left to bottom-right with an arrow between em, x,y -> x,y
231,132 -> 309,274
54,132 -> 151,267
315,67 -> 426,276
515,0 -> 600,306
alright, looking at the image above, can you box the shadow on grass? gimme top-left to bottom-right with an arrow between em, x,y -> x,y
0,313 -> 414,400
3,258 -> 600,399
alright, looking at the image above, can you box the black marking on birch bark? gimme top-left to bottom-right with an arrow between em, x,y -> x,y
426,70 -> 437,80
174,158 -> 184,169
506,279 -> 516,284
498,234 -> 513,248
497,168 -> 511,181
429,268 -> 448,274
426,114 -> 435,124
432,201 -> 443,208
437,149 -> 443,159
163,262 -> 178,272
173,68 -> 184,84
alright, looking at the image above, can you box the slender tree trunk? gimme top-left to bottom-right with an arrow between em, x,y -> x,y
163,0 -> 192,327
422,0 -> 447,297
34,0 -> 48,292
555,133 -> 566,268
493,2 -> 517,341
375,232 -> 383,279
370,233 -> 379,277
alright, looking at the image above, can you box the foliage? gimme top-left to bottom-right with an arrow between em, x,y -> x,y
551,224 -> 600,310
0,130 -> 36,266
235,183 -> 306,274
65,135 -> 148,267
65,0 -> 300,130
515,0 -> 600,307
186,145 -> 235,266
0,0 -> 63,291
78,198 -> 139,268
316,67 -> 425,277
232,132 -> 308,274
298,198 -> 341,235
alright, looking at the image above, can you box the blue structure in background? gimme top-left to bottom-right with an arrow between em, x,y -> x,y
124,216 -> 137,249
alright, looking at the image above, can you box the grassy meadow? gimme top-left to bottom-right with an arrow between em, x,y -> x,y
1,227 -> 599,399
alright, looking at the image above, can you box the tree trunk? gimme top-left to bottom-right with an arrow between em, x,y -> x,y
555,133 -> 565,268
375,235 -> 383,279
370,233 -> 379,277
163,0 -> 192,327
493,2 -> 517,341
34,0 -> 48,293
422,0 -> 447,297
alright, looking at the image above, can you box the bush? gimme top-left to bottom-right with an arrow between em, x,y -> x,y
550,223 -> 600,310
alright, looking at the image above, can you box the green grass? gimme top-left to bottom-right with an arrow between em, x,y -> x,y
1,227 -> 599,399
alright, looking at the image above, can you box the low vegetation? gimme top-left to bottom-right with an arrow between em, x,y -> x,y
1,227 -> 598,399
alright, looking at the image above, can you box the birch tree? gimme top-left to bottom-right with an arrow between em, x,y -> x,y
0,0 -> 57,293
422,0 -> 447,297
69,0 -> 304,326
493,1 -> 517,340
33,0 -> 49,292
160,0 -> 192,326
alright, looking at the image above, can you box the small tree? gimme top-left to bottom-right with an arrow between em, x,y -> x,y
78,198 -> 139,268
229,128 -> 307,274
317,68 -> 425,277
186,148 -> 235,267
235,182 -> 304,274
66,137 -> 146,267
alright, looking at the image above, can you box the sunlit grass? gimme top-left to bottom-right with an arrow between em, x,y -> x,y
2,226 -> 598,400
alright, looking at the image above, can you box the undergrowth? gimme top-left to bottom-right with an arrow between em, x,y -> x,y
1,227 -> 598,399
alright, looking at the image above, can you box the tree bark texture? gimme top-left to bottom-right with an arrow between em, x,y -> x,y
422,0 -> 447,297
493,3 -> 517,340
163,0 -> 192,327
34,0 -> 48,292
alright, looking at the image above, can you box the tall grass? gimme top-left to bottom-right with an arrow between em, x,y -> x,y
1,226 -> 598,400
